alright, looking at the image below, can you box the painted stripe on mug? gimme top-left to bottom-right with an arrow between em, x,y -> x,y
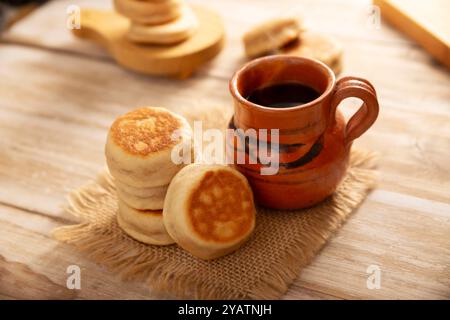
226,134 -> 324,170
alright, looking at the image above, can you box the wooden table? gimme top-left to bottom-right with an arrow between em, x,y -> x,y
0,0 -> 449,300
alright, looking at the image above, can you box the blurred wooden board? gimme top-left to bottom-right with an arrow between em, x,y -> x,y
374,0 -> 450,68
0,0 -> 449,300
73,6 -> 224,78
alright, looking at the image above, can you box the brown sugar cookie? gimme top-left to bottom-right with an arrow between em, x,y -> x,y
114,0 -> 182,25
281,31 -> 343,74
163,164 -> 256,260
243,17 -> 303,58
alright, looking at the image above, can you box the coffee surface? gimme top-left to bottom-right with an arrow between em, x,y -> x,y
246,82 -> 320,108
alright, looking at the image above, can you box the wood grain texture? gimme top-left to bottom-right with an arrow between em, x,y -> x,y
0,254 -> 76,300
0,0 -> 449,299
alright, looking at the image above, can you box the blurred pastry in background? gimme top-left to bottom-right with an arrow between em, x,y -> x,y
281,31 -> 343,74
243,17 -> 303,58
72,1 -> 224,77
242,16 -> 343,74
127,5 -> 198,45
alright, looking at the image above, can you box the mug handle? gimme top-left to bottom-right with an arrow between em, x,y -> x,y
329,76 -> 379,146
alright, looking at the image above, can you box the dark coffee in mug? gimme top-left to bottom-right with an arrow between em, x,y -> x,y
246,82 -> 321,108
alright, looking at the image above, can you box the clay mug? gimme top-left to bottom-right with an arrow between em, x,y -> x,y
228,55 -> 379,209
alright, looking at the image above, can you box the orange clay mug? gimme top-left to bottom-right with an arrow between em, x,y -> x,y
228,55 -> 379,209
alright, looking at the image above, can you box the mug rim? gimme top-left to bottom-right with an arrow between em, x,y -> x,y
229,55 -> 336,112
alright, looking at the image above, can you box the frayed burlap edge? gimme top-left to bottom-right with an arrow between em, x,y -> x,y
53,149 -> 378,300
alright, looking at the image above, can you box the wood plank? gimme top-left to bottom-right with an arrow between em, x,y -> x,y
374,0 -> 450,68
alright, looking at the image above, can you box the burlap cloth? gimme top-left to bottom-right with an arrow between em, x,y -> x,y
52,149 -> 377,300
